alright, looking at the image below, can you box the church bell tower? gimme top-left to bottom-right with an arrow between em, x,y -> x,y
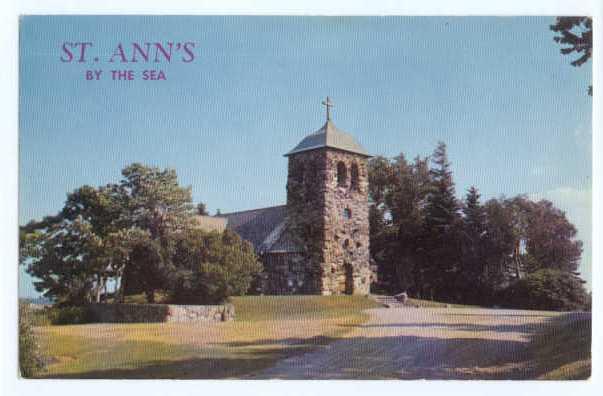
284,97 -> 372,295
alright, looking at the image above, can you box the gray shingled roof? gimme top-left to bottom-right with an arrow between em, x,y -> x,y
220,205 -> 300,253
267,225 -> 301,253
285,120 -> 370,157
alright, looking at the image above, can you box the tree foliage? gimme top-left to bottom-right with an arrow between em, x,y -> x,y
369,143 -> 587,309
368,153 -> 431,295
500,269 -> 589,311
550,16 -> 592,95
458,186 -> 488,302
421,142 -> 462,300
20,163 -> 261,305
170,229 -> 262,304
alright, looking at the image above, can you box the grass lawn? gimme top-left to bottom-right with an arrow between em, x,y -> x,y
34,295 -> 379,379
530,312 -> 591,380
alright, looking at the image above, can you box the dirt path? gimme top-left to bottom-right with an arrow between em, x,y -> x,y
252,307 -> 565,379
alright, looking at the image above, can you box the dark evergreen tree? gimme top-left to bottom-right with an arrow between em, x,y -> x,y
459,186 -> 488,303
421,142 -> 461,301
388,155 -> 431,295
367,142 -> 586,307
482,198 -> 517,295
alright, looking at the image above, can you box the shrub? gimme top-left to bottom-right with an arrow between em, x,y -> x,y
500,269 -> 589,311
170,229 -> 263,304
19,302 -> 45,377
46,306 -> 92,325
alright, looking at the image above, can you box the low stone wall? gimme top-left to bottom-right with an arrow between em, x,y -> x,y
87,303 -> 235,323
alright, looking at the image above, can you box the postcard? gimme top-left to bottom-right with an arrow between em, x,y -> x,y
16,14 -> 592,381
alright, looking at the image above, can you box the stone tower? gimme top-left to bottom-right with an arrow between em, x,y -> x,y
284,97 -> 372,295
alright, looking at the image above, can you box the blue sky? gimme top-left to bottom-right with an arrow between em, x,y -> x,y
19,16 -> 592,297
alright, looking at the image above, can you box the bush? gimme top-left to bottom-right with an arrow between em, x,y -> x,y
19,302 -> 45,377
46,306 -> 92,325
500,269 -> 589,311
170,229 -> 263,304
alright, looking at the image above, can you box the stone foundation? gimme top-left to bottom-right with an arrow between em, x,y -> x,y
87,303 -> 235,323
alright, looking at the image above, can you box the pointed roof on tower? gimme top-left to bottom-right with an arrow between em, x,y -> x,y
284,97 -> 371,157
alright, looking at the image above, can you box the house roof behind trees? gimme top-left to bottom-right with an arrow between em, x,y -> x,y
213,205 -> 301,254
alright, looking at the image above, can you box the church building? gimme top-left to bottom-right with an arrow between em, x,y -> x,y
196,98 -> 373,295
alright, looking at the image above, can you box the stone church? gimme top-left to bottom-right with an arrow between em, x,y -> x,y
195,98 -> 373,295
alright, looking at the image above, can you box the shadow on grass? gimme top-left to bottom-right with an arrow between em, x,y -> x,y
40,356 -> 279,379
36,313 -> 591,380
40,336 -> 534,380
528,312 -> 591,380
37,343 -> 318,379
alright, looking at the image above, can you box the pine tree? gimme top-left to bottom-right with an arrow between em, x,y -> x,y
422,142 -> 461,301
460,186 -> 488,302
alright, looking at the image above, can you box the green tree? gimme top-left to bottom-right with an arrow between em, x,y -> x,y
524,199 -> 583,274
550,17 -> 592,95
368,154 -> 431,295
480,196 -> 585,305
421,142 -> 461,301
116,163 -> 195,301
119,163 -> 194,239
459,186 -> 488,303
388,155 -> 431,295
501,269 -> 588,311
367,143 -> 586,308
482,198 -> 517,294
170,229 -> 262,304
20,163 -> 197,304
368,156 -> 395,292
20,203 -> 114,305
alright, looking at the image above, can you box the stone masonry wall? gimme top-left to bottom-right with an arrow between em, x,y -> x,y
322,150 -> 371,295
286,150 -> 328,293
87,303 -> 235,323
286,148 -> 371,295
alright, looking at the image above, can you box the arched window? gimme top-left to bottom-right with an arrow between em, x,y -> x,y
350,163 -> 359,190
295,163 -> 305,184
337,162 -> 347,186
343,208 -> 352,220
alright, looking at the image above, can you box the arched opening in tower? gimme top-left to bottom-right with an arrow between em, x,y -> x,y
337,161 -> 347,186
350,163 -> 359,190
344,262 -> 354,295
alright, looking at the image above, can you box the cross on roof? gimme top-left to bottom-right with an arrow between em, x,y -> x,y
322,96 -> 334,121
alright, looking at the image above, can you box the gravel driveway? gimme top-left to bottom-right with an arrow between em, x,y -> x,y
253,307 -> 564,379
